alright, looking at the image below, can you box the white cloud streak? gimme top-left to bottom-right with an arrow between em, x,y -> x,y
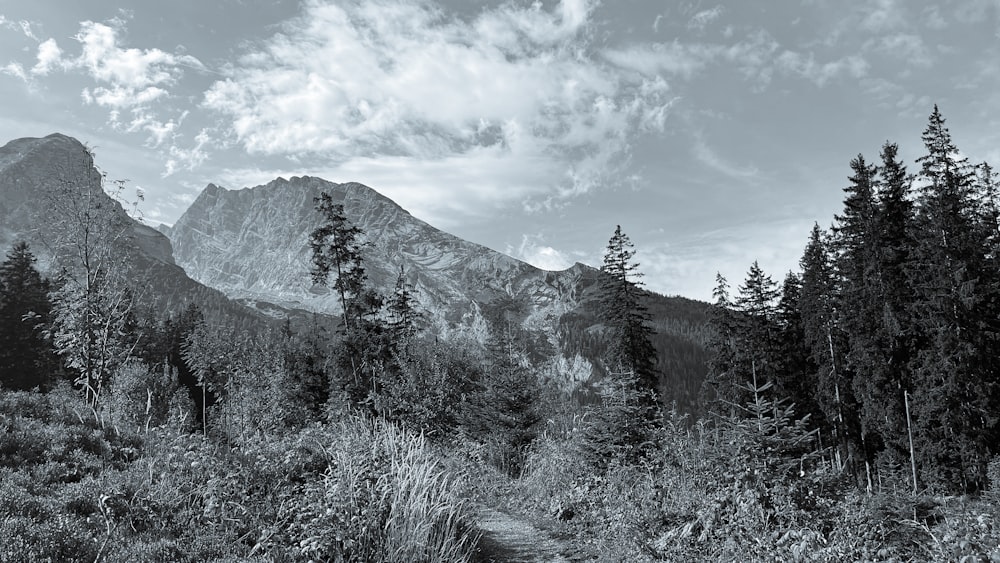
687,6 -> 724,32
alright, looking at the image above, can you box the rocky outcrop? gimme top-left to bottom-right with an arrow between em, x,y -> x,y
166,176 -> 596,326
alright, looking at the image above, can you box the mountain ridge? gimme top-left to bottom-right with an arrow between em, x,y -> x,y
165,172 -> 711,406
0,133 -> 267,328
0,131 -> 710,409
165,176 -> 596,322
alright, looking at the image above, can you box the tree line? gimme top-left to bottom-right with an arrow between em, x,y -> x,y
705,106 -> 1000,494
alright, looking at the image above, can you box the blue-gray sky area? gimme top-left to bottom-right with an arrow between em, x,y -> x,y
2,1 -> 999,300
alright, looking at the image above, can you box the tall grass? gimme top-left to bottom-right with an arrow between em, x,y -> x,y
289,415 -> 479,562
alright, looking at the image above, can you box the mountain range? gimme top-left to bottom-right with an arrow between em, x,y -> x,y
0,133 -> 711,410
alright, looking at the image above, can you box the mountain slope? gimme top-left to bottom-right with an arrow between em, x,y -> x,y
166,176 -> 711,408
0,133 -> 264,327
165,177 -> 591,322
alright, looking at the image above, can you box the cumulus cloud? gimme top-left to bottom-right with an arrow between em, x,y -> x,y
201,0 -> 672,209
31,38 -> 62,75
510,234 -> 573,271
72,20 -> 203,110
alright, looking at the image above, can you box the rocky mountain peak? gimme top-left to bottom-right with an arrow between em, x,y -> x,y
166,176 -> 557,319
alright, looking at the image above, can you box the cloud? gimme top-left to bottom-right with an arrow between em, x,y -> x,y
687,6 -> 724,32
866,33 -> 933,66
510,234 -> 573,271
692,136 -> 759,179
860,0 -> 906,33
210,143 -> 559,230
72,20 -> 203,110
164,129 -> 212,177
639,219 -> 814,300
774,51 -> 870,86
201,0 -> 671,208
1,62 -> 26,82
921,5 -> 948,29
602,41 -> 711,79
31,38 -> 63,76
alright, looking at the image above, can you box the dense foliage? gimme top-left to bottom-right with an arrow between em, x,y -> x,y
705,106 -> 1000,495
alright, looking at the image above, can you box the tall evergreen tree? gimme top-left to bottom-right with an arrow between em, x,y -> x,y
833,153 -> 885,480
599,225 -> 658,402
309,191 -> 389,406
703,273 -> 740,409
734,262 -> 780,339
775,271 -> 822,426
309,192 -> 369,331
0,242 -> 59,390
799,224 -> 863,478
904,106 -> 1000,491
731,261 -> 781,406
852,142 -> 917,474
386,265 -> 424,346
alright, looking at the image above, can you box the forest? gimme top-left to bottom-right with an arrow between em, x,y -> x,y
2,106 -> 1000,561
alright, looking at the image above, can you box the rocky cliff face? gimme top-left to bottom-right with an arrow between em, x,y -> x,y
0,134 -> 262,325
166,177 -> 597,329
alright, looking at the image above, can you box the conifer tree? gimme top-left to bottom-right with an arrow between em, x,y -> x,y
799,224 -> 863,477
0,242 -> 59,390
775,271 -> 822,426
599,225 -> 658,402
704,273 -> 740,409
904,106 -> 1000,491
309,191 -> 389,406
726,262 -> 782,408
853,142 -> 916,473
386,265 -> 424,346
832,153 -> 886,479
467,316 -> 541,475
309,192 -> 369,330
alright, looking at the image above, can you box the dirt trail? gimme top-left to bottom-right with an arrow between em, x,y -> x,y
473,507 -> 582,562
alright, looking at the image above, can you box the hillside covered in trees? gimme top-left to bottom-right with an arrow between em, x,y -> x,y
3,107 -> 1000,561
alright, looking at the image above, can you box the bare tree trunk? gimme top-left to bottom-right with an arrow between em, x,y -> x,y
905,389 -> 918,494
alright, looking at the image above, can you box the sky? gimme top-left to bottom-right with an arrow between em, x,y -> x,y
2,0 -> 1000,301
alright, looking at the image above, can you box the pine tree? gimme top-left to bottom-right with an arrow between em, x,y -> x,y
904,106 -> 1000,491
833,152 -> 888,482
704,272 -> 740,409
283,315 -> 336,419
386,265 -> 424,346
799,224 -> 863,478
774,271 -> 823,427
0,242 -> 59,390
467,317 -> 541,475
853,142 -> 916,475
724,261 -> 782,409
309,191 -> 389,407
309,192 -> 369,330
599,225 -> 658,402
